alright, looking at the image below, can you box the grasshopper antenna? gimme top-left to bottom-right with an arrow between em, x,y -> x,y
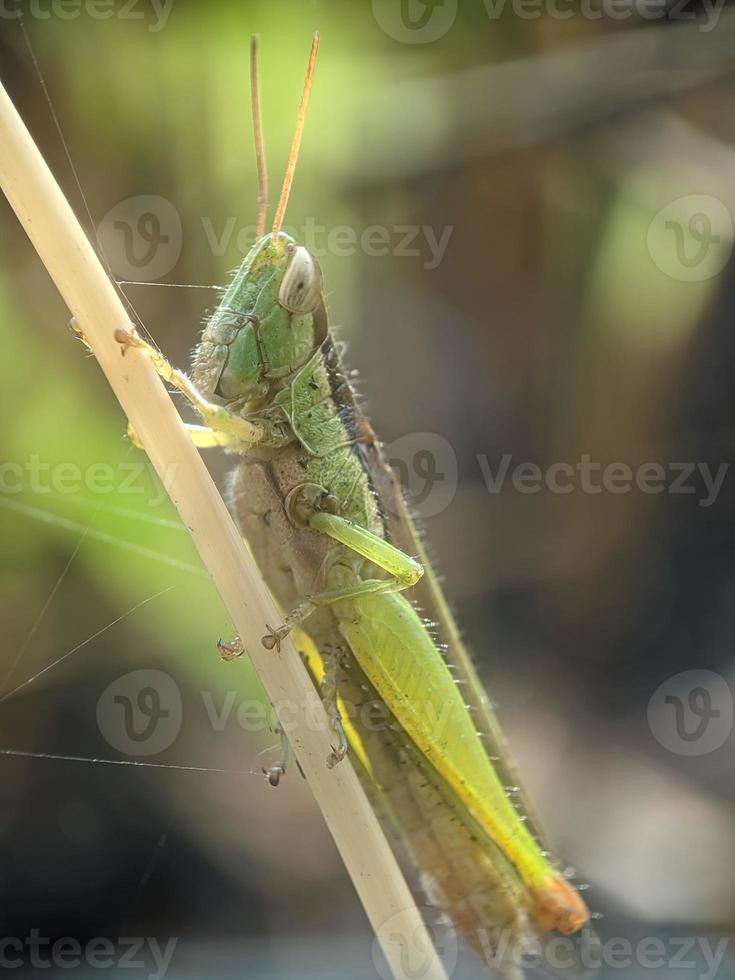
250,34 -> 268,240
271,31 -> 319,237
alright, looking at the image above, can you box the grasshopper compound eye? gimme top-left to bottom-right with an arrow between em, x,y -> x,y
278,245 -> 322,314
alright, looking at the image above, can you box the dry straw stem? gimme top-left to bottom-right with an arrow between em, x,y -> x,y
0,80 -> 449,980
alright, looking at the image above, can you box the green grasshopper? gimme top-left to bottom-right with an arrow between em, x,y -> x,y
115,34 -> 590,977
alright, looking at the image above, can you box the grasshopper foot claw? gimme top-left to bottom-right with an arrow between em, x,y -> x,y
263,723 -> 289,785
70,317 -> 92,352
125,421 -> 144,449
114,326 -> 140,355
218,636 -> 245,662
263,762 -> 286,787
262,623 -> 289,652
326,723 -> 348,770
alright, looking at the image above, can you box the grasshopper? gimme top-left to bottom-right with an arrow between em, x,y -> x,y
115,34 -> 590,978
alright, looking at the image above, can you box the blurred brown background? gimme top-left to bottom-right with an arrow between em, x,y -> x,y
1,0 -> 735,976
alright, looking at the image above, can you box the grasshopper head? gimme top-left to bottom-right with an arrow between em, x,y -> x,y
192,232 -> 325,402
192,35 -> 323,403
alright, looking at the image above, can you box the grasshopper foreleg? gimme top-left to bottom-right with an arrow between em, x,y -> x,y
127,420 -> 239,451
176,423 -> 241,449
218,635 -> 245,662
70,316 -> 93,353
114,327 -> 284,447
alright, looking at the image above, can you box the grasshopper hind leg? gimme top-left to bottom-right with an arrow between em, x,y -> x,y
217,637 -> 301,784
218,627 -> 348,771
260,509 -> 424,650
263,722 -> 290,786
321,646 -> 348,769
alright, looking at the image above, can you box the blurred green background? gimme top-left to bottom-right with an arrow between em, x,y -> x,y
2,0 -> 735,976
